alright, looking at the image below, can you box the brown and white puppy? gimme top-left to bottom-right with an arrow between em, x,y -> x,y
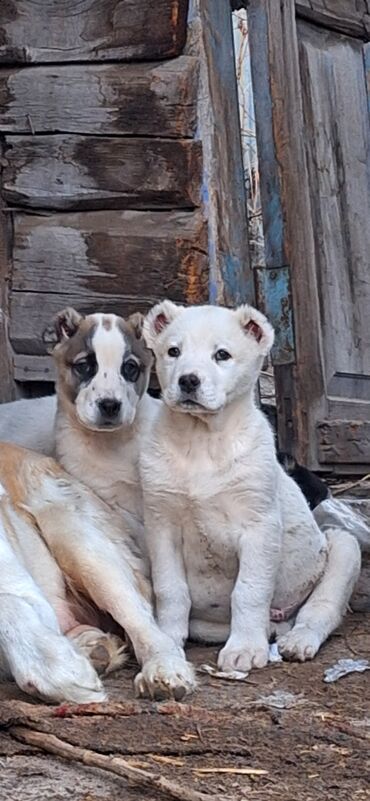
45,308 -> 156,547
0,309 -> 196,703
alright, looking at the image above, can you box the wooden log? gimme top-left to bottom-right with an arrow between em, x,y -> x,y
10,207 -> 208,356
13,354 -> 56,383
10,292 -> 158,355
12,210 -> 208,301
295,1 -> 370,38
0,0 -> 189,64
3,136 -> 202,211
317,421 -> 370,464
0,57 -> 198,137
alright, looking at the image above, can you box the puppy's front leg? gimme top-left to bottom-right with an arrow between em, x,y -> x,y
218,518 -> 280,673
146,518 -> 191,650
32,485 -> 195,699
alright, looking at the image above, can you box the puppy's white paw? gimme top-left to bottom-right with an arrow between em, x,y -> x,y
67,625 -> 128,675
134,652 -> 196,701
277,624 -> 322,662
218,636 -> 269,673
14,631 -> 107,705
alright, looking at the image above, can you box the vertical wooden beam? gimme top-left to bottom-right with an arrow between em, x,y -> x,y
0,140 -> 16,401
248,0 -> 326,465
186,0 -> 253,306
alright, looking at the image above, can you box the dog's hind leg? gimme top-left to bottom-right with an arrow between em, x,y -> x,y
0,512 -> 105,703
67,625 -> 128,675
277,528 -> 361,661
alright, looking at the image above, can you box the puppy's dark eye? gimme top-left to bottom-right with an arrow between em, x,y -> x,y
72,355 -> 97,381
215,349 -> 232,362
121,359 -> 140,383
168,347 -> 180,358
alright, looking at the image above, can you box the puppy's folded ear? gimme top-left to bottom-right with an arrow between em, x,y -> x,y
235,304 -> 274,356
127,312 -> 145,340
42,307 -> 84,353
143,300 -> 184,349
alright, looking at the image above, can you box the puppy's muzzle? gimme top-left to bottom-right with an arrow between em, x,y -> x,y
98,398 -> 122,422
178,373 -> 200,395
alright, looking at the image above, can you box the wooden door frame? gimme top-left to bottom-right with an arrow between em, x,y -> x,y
248,0 -> 332,469
187,0 -> 253,307
249,0 -> 370,472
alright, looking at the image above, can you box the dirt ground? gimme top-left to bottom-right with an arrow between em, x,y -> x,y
1,560 -> 369,801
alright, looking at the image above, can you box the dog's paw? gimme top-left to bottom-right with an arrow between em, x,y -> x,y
277,624 -> 322,662
134,652 -> 196,701
14,632 -> 107,705
218,636 -> 269,673
67,626 -> 128,675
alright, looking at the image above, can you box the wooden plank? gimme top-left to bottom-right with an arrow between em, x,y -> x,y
0,0 -> 189,64
12,210 -> 208,302
317,421 -> 370,464
187,0 -> 252,306
295,1 -> 370,38
298,21 -> 370,394
248,4 -> 285,270
248,0 -> 326,466
2,136 -> 202,211
13,354 -> 55,383
0,57 -> 198,137
0,141 -> 17,401
9,292 -> 161,355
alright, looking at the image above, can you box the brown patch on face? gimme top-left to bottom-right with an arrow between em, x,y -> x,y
119,317 -> 153,398
53,317 -> 98,406
102,316 -> 112,331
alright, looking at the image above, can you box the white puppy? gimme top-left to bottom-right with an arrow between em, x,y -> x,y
141,301 -> 361,671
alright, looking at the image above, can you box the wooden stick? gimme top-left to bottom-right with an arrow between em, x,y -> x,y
324,717 -> 370,742
0,699 -> 219,727
10,726 -> 235,801
332,473 -> 370,496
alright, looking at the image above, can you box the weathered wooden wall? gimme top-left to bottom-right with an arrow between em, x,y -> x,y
0,0 -> 203,395
0,0 -> 189,63
0,0 -> 251,397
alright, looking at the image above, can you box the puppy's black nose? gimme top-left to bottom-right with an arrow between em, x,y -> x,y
98,398 -> 122,420
178,373 -> 200,394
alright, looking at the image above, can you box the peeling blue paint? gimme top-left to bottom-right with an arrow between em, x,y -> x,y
200,181 -> 209,206
248,2 -> 295,364
248,3 -> 285,267
208,238 -> 218,303
256,266 -> 294,365
222,253 -> 254,306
